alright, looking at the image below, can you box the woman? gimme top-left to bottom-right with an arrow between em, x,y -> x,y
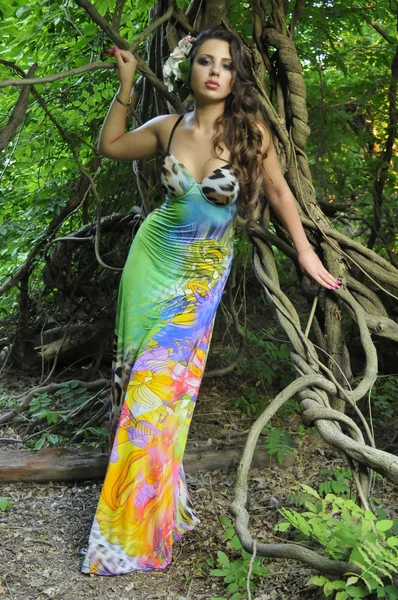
81,27 -> 341,576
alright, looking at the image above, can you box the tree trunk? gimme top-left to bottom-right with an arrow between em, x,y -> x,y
0,447 -> 293,482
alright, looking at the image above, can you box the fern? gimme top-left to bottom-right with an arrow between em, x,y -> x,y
275,485 -> 398,598
318,467 -> 352,497
264,427 -> 295,464
287,491 -> 314,507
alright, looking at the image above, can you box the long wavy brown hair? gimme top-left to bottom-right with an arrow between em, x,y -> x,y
187,27 -> 270,224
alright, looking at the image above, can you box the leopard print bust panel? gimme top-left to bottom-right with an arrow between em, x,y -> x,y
161,152 -> 240,206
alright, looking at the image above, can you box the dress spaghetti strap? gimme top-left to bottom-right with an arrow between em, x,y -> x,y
165,114 -> 184,156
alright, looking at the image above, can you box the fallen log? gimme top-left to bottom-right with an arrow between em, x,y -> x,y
0,447 -> 294,483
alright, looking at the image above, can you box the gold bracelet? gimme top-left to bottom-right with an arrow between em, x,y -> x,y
115,94 -> 132,107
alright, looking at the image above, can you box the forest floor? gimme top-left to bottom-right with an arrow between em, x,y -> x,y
1,371 -> 397,600
1,281 -> 397,600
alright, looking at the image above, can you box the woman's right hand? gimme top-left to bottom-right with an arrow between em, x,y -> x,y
109,46 -> 137,89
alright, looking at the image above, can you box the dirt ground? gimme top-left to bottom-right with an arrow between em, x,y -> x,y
0,462 -> 317,600
1,375 -> 397,600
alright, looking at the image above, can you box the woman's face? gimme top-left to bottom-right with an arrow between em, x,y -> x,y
190,39 -> 234,100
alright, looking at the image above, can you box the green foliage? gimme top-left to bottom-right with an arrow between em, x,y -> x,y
226,0 -> 254,43
308,575 -> 398,600
275,484 -> 398,598
223,325 -> 295,417
368,376 -> 398,427
71,426 -> 109,446
233,386 -> 264,417
296,1 -> 397,262
17,380 -> 109,448
29,393 -> 64,426
32,431 -> 62,449
287,467 -> 392,525
209,514 -> 269,600
318,467 -> 353,497
262,425 -> 295,465
0,0 -> 159,317
234,326 -> 294,391
0,497 -> 13,511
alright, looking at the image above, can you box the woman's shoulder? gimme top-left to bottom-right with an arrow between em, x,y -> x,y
253,118 -> 271,136
252,118 -> 272,151
148,113 -> 184,130
144,113 -> 183,144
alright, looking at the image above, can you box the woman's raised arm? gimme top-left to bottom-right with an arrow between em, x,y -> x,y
97,47 -> 162,161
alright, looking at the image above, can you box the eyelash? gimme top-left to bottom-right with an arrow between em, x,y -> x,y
198,58 -> 232,70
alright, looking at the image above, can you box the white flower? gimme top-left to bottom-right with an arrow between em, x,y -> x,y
171,47 -> 185,60
178,36 -> 193,54
172,62 -> 182,80
162,35 -> 196,92
163,59 -> 174,78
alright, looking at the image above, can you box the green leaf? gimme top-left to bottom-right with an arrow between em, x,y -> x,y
333,527 -> 358,547
364,510 -> 377,521
356,545 -> 372,566
307,575 -> 328,587
230,535 -> 243,550
15,5 -> 33,18
376,586 -> 386,598
385,586 -> 398,599
324,580 -> 344,595
331,580 -> 348,589
346,587 -> 370,598
301,484 -> 321,499
219,514 -> 233,527
217,551 -> 230,568
332,481 -> 350,494
35,435 -> 47,449
0,497 -> 13,511
375,520 -> 393,533
223,528 -> 235,540
387,537 -> 398,548
210,569 -> 229,577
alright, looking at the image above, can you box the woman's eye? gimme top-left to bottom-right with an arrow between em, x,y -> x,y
197,58 -> 232,70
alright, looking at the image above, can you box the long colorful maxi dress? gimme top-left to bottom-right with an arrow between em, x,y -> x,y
81,114 -> 240,575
